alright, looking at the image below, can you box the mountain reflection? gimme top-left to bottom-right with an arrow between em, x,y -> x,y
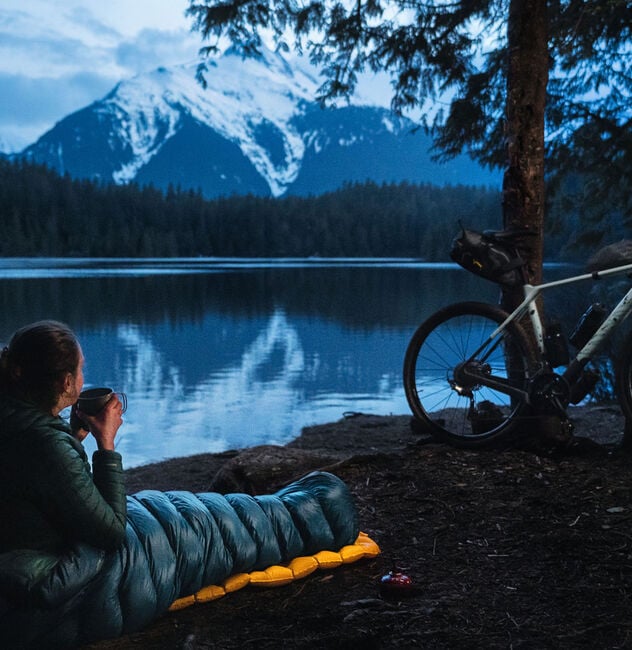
0,262 -> 499,466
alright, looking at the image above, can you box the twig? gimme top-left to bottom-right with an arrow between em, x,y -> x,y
557,621 -> 632,639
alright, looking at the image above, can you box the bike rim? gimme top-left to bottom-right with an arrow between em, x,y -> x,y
412,312 -> 527,439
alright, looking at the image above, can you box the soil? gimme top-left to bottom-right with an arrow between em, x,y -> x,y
86,404 -> 632,649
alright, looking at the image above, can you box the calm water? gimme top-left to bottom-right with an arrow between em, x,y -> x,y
1,258 -> 570,468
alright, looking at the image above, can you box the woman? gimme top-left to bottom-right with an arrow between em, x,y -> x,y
0,320 -> 127,554
0,321 -> 365,649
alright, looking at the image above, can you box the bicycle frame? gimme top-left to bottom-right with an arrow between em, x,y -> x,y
466,261 -> 632,400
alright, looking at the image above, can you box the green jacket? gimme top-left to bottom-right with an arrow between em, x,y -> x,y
0,393 -> 127,558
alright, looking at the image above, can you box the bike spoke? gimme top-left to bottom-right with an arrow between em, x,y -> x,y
404,302 -> 532,445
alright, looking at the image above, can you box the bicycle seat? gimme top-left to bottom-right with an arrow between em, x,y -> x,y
483,227 -> 537,242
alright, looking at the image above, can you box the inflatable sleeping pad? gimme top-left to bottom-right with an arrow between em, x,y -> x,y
0,471 -> 378,648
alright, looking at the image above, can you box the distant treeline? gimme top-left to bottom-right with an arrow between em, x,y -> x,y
0,158 -> 503,259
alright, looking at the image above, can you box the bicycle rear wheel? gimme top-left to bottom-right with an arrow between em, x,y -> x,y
403,301 -> 536,447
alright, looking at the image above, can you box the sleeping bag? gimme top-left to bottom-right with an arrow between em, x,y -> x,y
0,470 -> 366,649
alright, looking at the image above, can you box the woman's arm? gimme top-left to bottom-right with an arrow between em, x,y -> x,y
33,431 -> 127,551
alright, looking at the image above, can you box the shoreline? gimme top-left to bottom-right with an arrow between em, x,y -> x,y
122,403 -> 627,494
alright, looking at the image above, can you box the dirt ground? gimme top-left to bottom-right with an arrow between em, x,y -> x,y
87,404 -> 632,649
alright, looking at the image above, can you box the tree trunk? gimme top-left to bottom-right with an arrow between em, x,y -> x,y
502,0 -> 549,424
503,0 -> 548,301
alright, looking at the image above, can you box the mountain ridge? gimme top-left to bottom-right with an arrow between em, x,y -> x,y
18,48 -> 500,197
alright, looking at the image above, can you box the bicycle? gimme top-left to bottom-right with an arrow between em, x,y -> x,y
403,226 -> 632,448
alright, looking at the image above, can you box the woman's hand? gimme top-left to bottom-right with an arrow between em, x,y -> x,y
71,425 -> 90,444
77,394 -> 124,451
69,405 -> 90,443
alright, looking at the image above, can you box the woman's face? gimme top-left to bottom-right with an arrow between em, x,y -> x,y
53,346 -> 85,415
70,347 -> 85,402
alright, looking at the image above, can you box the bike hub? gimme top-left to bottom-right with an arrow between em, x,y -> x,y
451,360 -> 492,396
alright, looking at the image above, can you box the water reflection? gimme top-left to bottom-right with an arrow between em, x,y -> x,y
0,261 -> 500,466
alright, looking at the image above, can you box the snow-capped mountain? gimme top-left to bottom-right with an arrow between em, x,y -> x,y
20,48 -> 498,197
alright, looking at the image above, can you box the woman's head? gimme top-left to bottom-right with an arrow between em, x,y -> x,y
0,320 -> 84,414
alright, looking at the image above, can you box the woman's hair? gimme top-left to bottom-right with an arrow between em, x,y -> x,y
0,320 -> 81,412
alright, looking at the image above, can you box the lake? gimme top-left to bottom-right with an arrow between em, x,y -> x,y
1,258 -> 573,467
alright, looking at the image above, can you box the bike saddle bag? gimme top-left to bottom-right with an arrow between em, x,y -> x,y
450,227 -> 526,287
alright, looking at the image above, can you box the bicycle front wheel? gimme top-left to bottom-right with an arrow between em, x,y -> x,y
403,301 -> 536,447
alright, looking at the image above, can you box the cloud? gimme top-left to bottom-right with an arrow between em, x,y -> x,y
0,11 -> 123,80
0,71 -> 115,150
71,0 -> 191,37
0,71 -> 114,119
65,5 -> 121,42
0,1 -> 200,150
115,28 -> 201,72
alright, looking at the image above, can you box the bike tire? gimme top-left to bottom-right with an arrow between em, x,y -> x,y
403,301 -> 537,448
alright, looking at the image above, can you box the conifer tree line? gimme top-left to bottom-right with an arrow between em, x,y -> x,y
0,159 -> 506,259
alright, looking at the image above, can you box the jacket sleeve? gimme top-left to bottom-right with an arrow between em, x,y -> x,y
92,449 -> 127,525
30,432 -> 127,551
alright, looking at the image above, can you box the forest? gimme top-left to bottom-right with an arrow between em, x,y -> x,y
0,158 -> 507,259
0,158 -> 606,260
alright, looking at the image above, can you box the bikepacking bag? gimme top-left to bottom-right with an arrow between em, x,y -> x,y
450,227 -> 525,287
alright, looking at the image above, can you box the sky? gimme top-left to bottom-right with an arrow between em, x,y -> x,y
0,1 -> 218,152
0,0 -> 392,154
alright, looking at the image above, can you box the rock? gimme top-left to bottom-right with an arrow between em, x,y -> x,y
587,240 -> 632,271
208,444 -> 343,494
